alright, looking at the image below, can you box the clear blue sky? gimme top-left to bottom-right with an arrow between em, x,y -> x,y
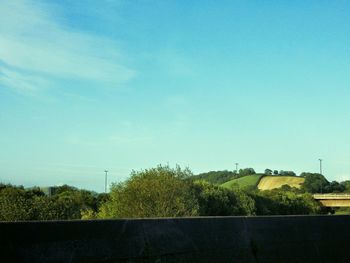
1,0 -> 350,192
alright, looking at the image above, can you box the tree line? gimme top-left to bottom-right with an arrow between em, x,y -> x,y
195,169 -> 350,193
0,184 -> 108,221
1,165 -> 349,221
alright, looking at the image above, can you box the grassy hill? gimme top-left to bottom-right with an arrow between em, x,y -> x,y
192,170 -> 237,185
257,176 -> 305,190
221,174 -> 263,189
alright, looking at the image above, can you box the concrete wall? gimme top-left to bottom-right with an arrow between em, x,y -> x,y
1,215 -> 349,263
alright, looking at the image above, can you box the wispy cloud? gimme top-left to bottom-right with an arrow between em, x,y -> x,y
0,0 -> 134,94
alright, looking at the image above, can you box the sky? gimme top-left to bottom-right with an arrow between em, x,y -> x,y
1,0 -> 350,192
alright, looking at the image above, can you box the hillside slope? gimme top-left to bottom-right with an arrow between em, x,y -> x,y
258,176 -> 305,190
192,170 -> 237,185
221,174 -> 263,189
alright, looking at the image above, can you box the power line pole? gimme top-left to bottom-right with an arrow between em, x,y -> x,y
235,163 -> 239,173
104,170 -> 108,193
318,159 -> 323,194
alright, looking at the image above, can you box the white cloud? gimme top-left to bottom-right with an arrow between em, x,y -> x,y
0,0 -> 134,93
0,67 -> 48,92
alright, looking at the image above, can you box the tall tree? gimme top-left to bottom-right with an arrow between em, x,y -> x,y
301,173 -> 329,193
98,165 -> 198,218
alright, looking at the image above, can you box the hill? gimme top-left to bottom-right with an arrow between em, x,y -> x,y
221,175 -> 306,191
192,170 -> 237,185
257,176 -> 305,190
221,174 -> 263,189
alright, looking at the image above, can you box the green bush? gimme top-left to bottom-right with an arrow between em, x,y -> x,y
191,180 -> 255,216
98,165 -> 199,218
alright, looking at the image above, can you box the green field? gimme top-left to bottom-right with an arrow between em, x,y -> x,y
334,208 -> 350,215
257,176 -> 304,190
221,174 -> 263,189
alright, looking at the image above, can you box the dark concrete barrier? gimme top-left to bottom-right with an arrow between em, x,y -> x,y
1,215 -> 349,263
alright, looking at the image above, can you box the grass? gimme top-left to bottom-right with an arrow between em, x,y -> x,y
221,174 -> 263,189
334,208 -> 350,215
257,176 -> 305,190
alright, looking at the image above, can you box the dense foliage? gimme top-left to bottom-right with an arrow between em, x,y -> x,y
301,173 -> 345,193
1,166 -> 349,221
0,184 -> 105,221
191,180 -> 255,216
191,170 -> 239,185
192,168 -> 257,185
342,181 -> 350,193
251,189 -> 320,215
98,166 -> 198,218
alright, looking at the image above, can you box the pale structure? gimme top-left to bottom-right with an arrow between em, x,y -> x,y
313,194 -> 350,207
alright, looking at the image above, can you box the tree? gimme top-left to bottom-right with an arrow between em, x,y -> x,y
273,170 -> 279,175
301,173 -> 329,193
191,180 -> 255,216
0,183 -> 102,221
325,181 -> 345,193
81,208 -> 97,220
51,192 -> 84,219
239,168 -> 256,176
341,181 -> 350,193
0,186 -> 32,221
279,171 -> 296,176
47,185 -> 101,219
53,185 -> 78,195
252,189 -> 321,215
98,165 -> 199,218
264,169 -> 272,175
30,196 -> 61,220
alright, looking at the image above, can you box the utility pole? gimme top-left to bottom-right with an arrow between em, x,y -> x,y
104,170 -> 108,193
318,159 -> 323,194
235,163 -> 239,173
